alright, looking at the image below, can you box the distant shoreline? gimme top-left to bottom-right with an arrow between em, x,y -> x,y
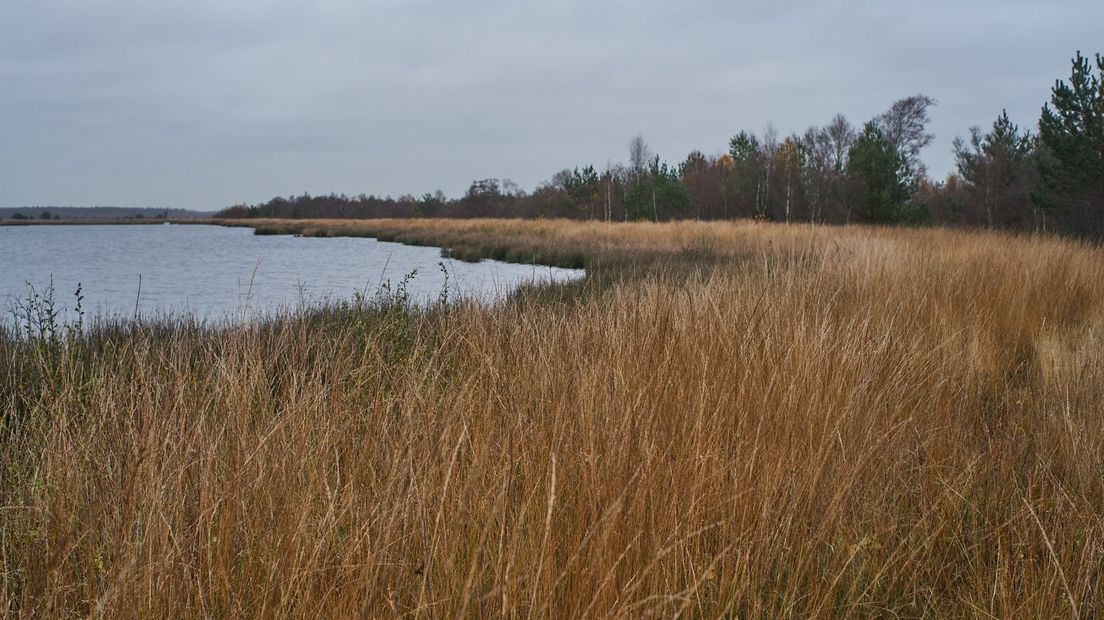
0,218 -> 216,226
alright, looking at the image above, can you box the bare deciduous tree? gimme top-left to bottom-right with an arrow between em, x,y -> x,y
824,113 -> 856,171
802,125 -> 835,223
876,95 -> 937,178
759,124 -> 779,218
551,169 -> 573,190
628,134 -> 652,177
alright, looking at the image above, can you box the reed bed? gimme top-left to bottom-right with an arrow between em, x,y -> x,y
3,219 -> 1103,617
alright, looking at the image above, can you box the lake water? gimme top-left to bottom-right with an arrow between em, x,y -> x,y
0,224 -> 584,324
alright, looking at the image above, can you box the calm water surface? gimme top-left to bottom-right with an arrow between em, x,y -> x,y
0,224 -> 584,323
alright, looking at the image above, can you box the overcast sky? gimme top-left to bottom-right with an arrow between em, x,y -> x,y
1,0 -> 1100,210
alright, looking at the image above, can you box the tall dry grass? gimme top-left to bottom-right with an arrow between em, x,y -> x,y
3,219 -> 1104,617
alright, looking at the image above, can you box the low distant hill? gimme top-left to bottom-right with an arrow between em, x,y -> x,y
0,206 -> 215,220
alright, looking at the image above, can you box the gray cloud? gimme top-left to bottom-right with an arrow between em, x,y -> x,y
1,0 -> 1100,209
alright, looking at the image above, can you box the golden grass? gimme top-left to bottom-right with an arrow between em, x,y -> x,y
3,219 -> 1104,617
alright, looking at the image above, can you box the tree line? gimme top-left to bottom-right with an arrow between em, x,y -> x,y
218,51 -> 1104,239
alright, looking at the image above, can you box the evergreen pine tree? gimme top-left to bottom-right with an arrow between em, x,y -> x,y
1035,51 -> 1104,235
846,123 -> 915,223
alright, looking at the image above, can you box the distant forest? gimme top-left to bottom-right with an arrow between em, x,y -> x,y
0,207 -> 210,220
218,52 -> 1104,239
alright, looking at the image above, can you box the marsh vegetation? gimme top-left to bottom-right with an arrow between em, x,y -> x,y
3,219 -> 1103,617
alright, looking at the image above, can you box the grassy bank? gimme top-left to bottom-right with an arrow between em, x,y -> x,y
215,217 -> 759,270
3,219 -> 1103,617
